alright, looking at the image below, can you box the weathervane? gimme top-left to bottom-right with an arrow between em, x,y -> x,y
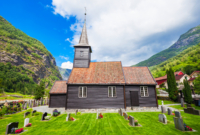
84,7 -> 87,22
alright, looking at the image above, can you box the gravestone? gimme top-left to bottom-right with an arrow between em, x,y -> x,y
66,113 -> 71,121
24,112 -> 30,118
75,109 -> 78,115
5,122 -> 19,135
184,107 -> 200,115
124,112 -> 128,120
32,110 -> 37,116
22,103 -> 24,109
24,103 -> 27,110
173,111 -> 185,131
129,116 -> 135,127
24,118 -> 29,127
168,108 -> 172,115
181,98 -> 184,107
161,106 -> 166,113
120,108 -> 123,116
41,112 -> 48,121
96,111 -> 99,119
159,114 -> 167,124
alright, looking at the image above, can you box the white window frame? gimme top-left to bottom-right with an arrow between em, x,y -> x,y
140,86 -> 149,97
78,86 -> 87,98
108,86 -> 117,97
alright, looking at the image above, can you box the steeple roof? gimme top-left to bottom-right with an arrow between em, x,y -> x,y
74,22 -> 92,53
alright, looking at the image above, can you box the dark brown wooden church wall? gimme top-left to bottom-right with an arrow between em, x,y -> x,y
125,85 -> 157,107
66,85 -> 124,109
49,94 -> 66,108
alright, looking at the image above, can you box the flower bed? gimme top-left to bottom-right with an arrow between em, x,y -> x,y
69,116 -> 75,121
15,128 -> 23,134
99,113 -> 103,119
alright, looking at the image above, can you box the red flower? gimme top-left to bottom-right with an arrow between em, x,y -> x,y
15,128 -> 23,134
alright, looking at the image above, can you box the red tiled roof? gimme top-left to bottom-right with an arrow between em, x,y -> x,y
68,62 -> 125,84
155,71 -> 184,81
175,74 -> 185,80
123,67 -> 157,85
190,71 -> 200,76
188,78 -> 195,81
49,81 -> 67,94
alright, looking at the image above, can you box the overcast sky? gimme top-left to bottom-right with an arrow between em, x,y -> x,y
1,0 -> 200,69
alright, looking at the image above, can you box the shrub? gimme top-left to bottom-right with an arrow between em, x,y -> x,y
134,120 -> 138,126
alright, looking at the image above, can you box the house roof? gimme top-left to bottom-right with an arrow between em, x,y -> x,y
123,67 -> 157,85
68,62 -> 125,84
155,71 -> 184,81
49,81 -> 67,94
175,74 -> 185,80
190,71 -> 200,77
188,77 -> 195,81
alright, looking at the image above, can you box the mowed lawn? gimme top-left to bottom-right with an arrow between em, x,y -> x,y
0,110 -> 200,135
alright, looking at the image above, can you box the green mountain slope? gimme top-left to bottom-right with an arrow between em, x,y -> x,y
0,16 -> 62,94
150,43 -> 200,78
58,67 -> 72,80
134,24 -> 200,67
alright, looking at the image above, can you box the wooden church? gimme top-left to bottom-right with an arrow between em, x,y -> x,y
49,20 -> 158,109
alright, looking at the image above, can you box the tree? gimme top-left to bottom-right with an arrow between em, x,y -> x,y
34,81 -> 45,100
166,68 -> 178,101
194,75 -> 200,94
0,78 -> 4,93
183,79 -> 193,104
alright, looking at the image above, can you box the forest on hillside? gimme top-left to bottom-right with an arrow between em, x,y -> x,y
150,43 -> 200,78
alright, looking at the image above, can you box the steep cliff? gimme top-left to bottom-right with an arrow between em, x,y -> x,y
0,16 -> 62,92
134,24 -> 200,67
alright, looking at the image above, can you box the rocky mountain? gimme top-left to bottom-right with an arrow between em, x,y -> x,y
58,67 -> 71,80
134,24 -> 200,67
0,16 -> 62,92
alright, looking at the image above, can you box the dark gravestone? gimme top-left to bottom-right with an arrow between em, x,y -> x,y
6,122 -> 19,135
168,108 -> 172,115
24,112 -> 30,118
175,111 -> 181,118
129,116 -> 135,127
173,111 -> 185,131
161,106 -> 166,113
41,112 -> 47,121
32,110 -> 37,116
75,109 -> 78,115
184,107 -> 200,115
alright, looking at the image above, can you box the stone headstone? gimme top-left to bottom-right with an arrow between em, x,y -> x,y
184,107 -> 200,115
168,108 -> 172,115
175,111 -> 181,118
41,112 -> 48,121
181,98 -> 184,107
124,112 -> 128,120
120,108 -> 123,116
32,110 -> 37,116
6,122 -> 19,135
159,114 -> 167,124
66,113 -> 71,121
24,112 -> 30,118
161,106 -> 166,113
173,117 -> 185,131
161,100 -> 164,105
24,118 -> 30,127
75,109 -> 78,115
129,116 -> 135,127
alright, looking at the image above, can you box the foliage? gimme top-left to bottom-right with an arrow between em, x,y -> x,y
77,112 -> 81,115
34,81 -> 45,100
134,120 -> 138,126
183,80 -> 193,104
0,62 -> 37,94
194,75 -> 200,94
134,25 -> 200,67
150,43 -> 200,78
166,68 -> 178,101
156,89 -> 160,94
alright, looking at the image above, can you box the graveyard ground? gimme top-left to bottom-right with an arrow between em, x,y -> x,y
169,104 -> 200,111
0,109 -> 200,135
158,99 -> 177,105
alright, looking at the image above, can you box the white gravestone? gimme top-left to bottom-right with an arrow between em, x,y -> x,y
162,101 -> 164,105
24,118 -> 29,127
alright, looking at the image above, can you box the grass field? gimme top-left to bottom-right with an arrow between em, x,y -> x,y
169,104 -> 200,111
0,110 -> 200,135
0,92 -> 35,100
158,99 -> 177,105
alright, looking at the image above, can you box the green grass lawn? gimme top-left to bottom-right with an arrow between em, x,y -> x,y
0,110 -> 200,135
158,99 -> 178,105
169,104 -> 200,111
0,92 -> 35,100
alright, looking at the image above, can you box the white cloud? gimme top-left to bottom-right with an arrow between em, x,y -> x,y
59,56 -> 69,60
61,61 -> 73,69
52,0 -> 200,66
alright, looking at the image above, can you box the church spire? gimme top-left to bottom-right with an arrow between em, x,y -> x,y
74,8 -> 92,52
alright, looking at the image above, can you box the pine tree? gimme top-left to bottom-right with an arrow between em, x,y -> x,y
194,75 -> 200,94
34,81 -> 45,100
183,79 -> 192,104
167,68 -> 178,101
